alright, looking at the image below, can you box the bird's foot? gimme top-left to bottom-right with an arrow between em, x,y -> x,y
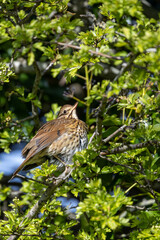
48,166 -> 72,183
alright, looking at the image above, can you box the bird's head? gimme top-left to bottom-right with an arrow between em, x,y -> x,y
58,102 -> 78,119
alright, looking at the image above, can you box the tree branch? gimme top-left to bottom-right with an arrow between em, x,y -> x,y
96,96 -> 107,141
7,16 -> 16,26
2,233 -> 54,238
15,174 -> 49,186
144,177 -> 160,210
55,41 -> 124,60
103,124 -> 127,143
100,155 -> 140,174
21,1 -> 41,24
32,61 -> 42,129
100,140 -> 160,155
7,167 -> 72,240
42,57 -> 58,76
103,121 -> 141,143
0,115 -> 37,131
113,53 -> 139,82
96,96 -> 116,141
32,61 -> 41,96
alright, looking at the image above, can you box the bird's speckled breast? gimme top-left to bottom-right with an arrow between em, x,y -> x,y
48,119 -> 87,166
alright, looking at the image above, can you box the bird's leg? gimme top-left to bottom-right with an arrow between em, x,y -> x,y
48,155 -> 69,182
54,155 -> 70,176
54,155 -> 67,167
48,166 -> 72,183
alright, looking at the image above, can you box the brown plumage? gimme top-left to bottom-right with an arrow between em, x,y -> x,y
10,102 -> 88,180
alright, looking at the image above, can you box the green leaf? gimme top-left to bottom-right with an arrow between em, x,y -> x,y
152,124 -> 160,132
28,51 -> 35,66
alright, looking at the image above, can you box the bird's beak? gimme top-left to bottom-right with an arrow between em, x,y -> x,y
72,102 -> 78,111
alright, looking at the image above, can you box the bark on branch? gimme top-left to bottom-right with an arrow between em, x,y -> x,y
31,61 -> 42,129
7,167 -> 72,240
55,41 -> 124,60
103,124 -> 127,143
96,96 -> 108,141
100,140 -> 160,155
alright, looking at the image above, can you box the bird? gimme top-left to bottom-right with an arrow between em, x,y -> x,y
10,102 -> 88,181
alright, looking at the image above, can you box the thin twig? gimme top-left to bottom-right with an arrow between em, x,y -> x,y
42,61 -> 54,76
21,1 -> 41,24
0,115 -> 37,131
126,205 -> 145,210
9,48 -> 18,71
1,233 -> 55,238
15,174 -> 49,186
42,57 -> 58,76
7,167 -> 72,240
63,90 -> 87,106
103,120 -> 142,143
103,124 -> 127,143
87,131 -> 96,147
136,164 -> 160,210
144,177 -> 160,210
100,155 -> 140,174
7,16 -> 16,26
96,96 -> 107,141
100,140 -> 160,155
32,61 -> 41,96
113,53 -> 139,82
32,61 -> 42,129
55,41 -> 124,60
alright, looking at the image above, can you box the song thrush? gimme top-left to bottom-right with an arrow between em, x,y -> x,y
10,102 -> 88,180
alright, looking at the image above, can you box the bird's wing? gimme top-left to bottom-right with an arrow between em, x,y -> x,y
22,119 -> 74,160
9,119 -> 75,180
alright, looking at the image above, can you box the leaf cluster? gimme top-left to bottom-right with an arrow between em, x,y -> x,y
1,0 -> 160,239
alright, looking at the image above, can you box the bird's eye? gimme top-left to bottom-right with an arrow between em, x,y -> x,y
63,110 -> 67,114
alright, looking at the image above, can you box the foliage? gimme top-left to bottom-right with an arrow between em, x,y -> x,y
0,0 -> 160,239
